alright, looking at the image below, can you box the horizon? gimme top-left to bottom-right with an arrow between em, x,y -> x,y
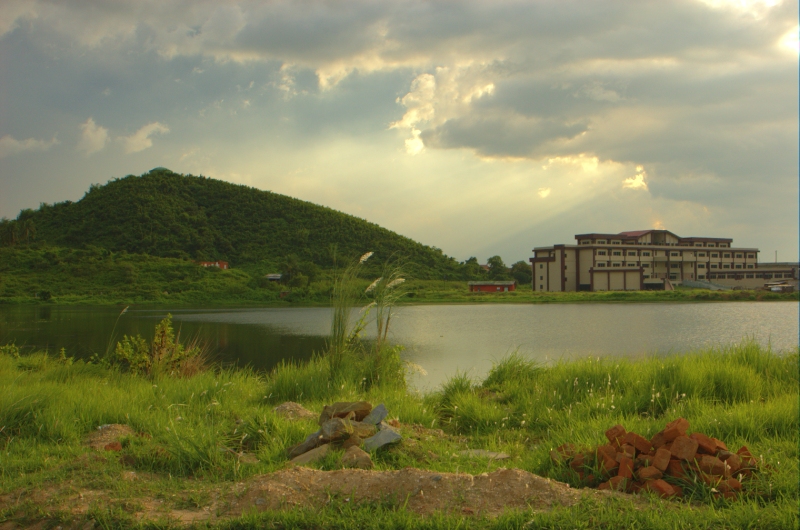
1,0 -> 797,265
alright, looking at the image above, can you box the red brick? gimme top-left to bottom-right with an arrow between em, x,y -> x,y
598,480 -> 611,490
671,485 -> 684,498
724,453 -> 742,474
636,453 -> 654,468
597,444 -> 617,460
725,478 -> 742,491
605,424 -> 627,443
736,446 -> 757,468
712,438 -> 728,452
650,431 -> 667,449
666,459 -> 687,478
601,454 -> 619,475
698,454 -> 729,476
670,435 -> 699,461
652,448 -> 671,471
638,466 -> 663,481
608,476 -> 628,491
690,432 -> 718,455
556,443 -> 577,458
699,472 -> 724,486
620,443 -> 636,459
624,432 -> 653,454
642,479 -> 675,498
617,456 -> 634,479
629,481 -> 644,493
569,453 -> 586,471
662,417 -> 689,441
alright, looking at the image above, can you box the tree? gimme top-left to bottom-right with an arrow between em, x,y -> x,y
510,260 -> 532,286
462,256 -> 485,279
486,255 -> 510,280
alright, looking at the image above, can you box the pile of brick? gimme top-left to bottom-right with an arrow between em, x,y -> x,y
551,417 -> 759,499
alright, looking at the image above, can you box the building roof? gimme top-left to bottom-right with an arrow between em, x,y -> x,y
467,281 -> 516,286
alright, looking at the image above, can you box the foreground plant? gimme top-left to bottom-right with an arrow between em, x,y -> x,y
107,314 -> 209,377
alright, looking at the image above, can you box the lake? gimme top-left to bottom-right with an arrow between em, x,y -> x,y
0,302 -> 796,390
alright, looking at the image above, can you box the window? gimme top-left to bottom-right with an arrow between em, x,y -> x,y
540,276 -> 543,280
745,274 -> 754,279
735,253 -> 742,258
611,241 -> 621,244
580,240 -> 591,245
669,274 -> 678,280
747,264 -> 754,269
641,251 -> 651,257
735,264 -> 742,269
747,254 -> 755,259
698,274 -> 705,279
612,262 -> 622,267
723,253 -> 731,258
695,243 -> 702,247
627,251 -> 637,256
540,285 -> 543,289
670,252 -> 679,257
720,244 -> 728,247
727,274 -> 736,279
598,250 -> 607,256
597,240 -> 606,244
612,251 -> 622,256
698,264 -> 706,269
711,253 -> 719,258
698,252 -> 706,257
670,263 -> 680,269
627,262 -> 636,267
707,243 -> 716,247
711,264 -> 718,269
723,264 -> 730,269
642,263 -> 650,268
643,274 -> 650,279
596,262 -> 606,268
763,274 -> 773,279
540,264 -> 543,269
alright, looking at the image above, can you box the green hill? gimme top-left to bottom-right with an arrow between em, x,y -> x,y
2,168 -> 465,279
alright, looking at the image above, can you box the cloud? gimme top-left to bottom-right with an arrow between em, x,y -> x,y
538,187 -> 551,198
622,167 -> 649,190
0,134 -> 58,159
120,122 -> 170,153
77,118 -> 109,156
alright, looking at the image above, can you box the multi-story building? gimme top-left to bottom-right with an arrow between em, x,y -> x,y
530,229 -> 797,292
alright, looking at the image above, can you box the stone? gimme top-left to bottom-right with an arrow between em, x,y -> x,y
342,434 -> 362,450
361,403 -> 388,425
320,418 -> 376,442
652,448 -> 671,471
273,402 -> 316,420
605,424 -> 626,443
290,443 -> 329,465
319,402 -> 373,424
650,431 -> 667,449
287,430 -> 323,458
363,427 -> 402,452
670,435 -> 699,461
340,445 -> 373,469
690,432 -> 718,455
458,449 -> 511,460
666,459 -> 687,478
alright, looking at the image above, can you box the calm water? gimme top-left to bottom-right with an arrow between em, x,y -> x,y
0,302 -> 796,390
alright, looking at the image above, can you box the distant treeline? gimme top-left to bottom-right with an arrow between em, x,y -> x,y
0,168 -> 530,283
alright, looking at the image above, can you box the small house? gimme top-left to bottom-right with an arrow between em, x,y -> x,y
265,274 -> 283,282
468,281 -> 516,293
197,261 -> 229,270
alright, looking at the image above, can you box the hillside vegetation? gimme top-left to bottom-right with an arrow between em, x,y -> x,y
1,168 -> 466,279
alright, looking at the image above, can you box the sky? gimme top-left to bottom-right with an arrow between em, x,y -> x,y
0,0 -> 797,265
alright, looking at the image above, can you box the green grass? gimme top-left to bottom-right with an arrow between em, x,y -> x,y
0,340 -> 797,528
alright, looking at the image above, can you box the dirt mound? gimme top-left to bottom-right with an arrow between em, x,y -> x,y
83,424 -> 135,451
230,467 -> 596,517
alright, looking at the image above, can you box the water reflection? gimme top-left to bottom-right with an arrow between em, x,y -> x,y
0,302 -> 796,390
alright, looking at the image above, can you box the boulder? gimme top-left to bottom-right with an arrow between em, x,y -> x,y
273,402 -> 316,420
363,426 -> 402,452
290,444 -> 329,465
361,403 -> 388,425
319,418 -> 376,442
340,446 -> 373,469
319,402 -> 373,424
287,430 -> 323,458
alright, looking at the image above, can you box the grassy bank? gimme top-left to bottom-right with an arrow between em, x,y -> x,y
1,339 -> 797,528
1,246 -> 797,306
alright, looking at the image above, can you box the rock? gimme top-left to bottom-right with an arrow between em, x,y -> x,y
319,418 -> 376,442
342,434 -> 362,450
361,403 -> 388,425
340,446 -> 373,469
273,402 -> 316,420
319,402 -> 373,424
287,430 -> 323,458
290,444 -> 329,465
239,453 -> 260,464
363,427 -> 402,452
457,450 -> 510,460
